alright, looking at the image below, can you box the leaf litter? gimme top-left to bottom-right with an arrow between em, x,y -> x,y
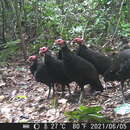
0,63 -> 130,123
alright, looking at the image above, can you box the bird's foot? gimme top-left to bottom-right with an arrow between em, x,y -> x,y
92,91 -> 102,96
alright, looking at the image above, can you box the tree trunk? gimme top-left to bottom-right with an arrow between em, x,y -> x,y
127,0 -> 130,22
15,0 -> 27,61
1,0 -> 6,44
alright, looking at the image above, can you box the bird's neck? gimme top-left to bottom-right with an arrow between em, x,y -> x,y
60,44 -> 73,62
45,51 -> 53,64
61,44 -> 70,54
79,44 -> 89,50
45,51 -> 51,57
32,59 -> 38,67
41,56 -> 45,63
30,59 -> 38,74
79,44 -> 85,47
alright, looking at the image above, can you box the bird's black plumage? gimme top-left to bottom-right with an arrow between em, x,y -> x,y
104,49 -> 130,102
28,56 -> 54,98
55,40 -> 104,103
76,44 -> 111,75
73,38 -> 111,75
39,48 -> 73,96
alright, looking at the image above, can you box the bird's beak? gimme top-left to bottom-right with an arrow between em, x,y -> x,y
72,40 -> 74,43
51,43 -> 58,50
39,50 -> 42,54
39,50 -> 43,55
53,42 -> 56,46
39,51 -> 45,57
27,58 -> 31,63
70,41 -> 75,46
53,42 -> 61,47
128,42 -> 130,46
51,45 -> 56,50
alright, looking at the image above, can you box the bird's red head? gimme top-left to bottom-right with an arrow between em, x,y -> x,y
73,37 -> 84,44
55,39 -> 65,46
39,47 -> 49,54
27,55 -> 37,62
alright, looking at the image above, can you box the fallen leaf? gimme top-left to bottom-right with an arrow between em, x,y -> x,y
0,82 -> 6,87
20,85 -> 28,89
16,95 -> 27,99
114,103 -> 130,115
19,119 -> 29,123
58,99 -> 67,104
11,90 -> 18,97
0,95 -> 5,102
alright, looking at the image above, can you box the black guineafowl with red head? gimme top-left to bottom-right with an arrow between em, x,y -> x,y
39,47 -> 72,96
55,39 -> 104,104
104,49 -> 130,102
73,37 -> 111,75
28,55 -> 54,98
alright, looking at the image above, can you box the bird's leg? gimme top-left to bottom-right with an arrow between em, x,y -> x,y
78,85 -> 84,104
52,83 -> 55,97
121,81 -> 126,103
90,81 -> 103,96
61,85 -> 65,97
47,83 -> 54,99
66,84 -> 71,96
47,86 -> 51,99
75,83 -> 78,92
125,80 -> 129,91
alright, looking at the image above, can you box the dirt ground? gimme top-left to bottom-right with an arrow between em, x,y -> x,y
0,62 -> 130,123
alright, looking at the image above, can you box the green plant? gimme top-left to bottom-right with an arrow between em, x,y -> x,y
0,39 -> 21,62
64,105 -> 110,123
119,23 -> 130,37
0,0 -> 129,62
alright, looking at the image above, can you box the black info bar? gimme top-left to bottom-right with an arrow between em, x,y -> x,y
0,123 -> 129,130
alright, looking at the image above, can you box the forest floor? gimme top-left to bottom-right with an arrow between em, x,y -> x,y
0,61 -> 130,123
